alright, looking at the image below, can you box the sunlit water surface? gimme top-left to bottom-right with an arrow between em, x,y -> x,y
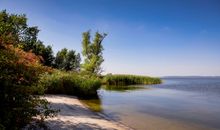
84,77 -> 220,130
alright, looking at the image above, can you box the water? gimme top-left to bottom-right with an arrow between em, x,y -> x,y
83,77 -> 220,130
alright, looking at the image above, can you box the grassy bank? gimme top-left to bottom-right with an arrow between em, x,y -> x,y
37,71 -> 101,98
102,74 -> 162,86
37,72 -> 161,98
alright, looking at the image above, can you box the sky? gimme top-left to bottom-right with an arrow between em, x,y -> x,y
1,0 -> 220,76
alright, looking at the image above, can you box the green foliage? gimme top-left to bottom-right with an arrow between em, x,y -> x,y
54,48 -> 67,69
37,70 -> 101,98
102,85 -> 144,92
54,48 -> 81,71
0,10 -> 27,45
20,33 -> 55,67
0,10 -> 56,129
20,26 -> 39,51
41,45 -> 55,66
0,10 -> 54,67
23,40 -> 55,67
81,30 -> 107,75
0,42 -> 56,129
103,74 -> 162,86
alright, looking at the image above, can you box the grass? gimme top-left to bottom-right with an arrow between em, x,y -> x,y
102,74 -> 162,86
37,70 -> 101,98
102,85 -> 144,92
37,72 -> 161,98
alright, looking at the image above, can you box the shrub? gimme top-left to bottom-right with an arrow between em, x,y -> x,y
0,42 -> 56,129
102,74 -> 162,86
37,71 -> 101,98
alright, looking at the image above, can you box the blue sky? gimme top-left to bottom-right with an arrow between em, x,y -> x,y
1,0 -> 220,76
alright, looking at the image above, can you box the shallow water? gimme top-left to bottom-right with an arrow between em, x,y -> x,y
85,77 -> 220,130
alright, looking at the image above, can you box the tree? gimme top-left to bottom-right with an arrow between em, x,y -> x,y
0,10 -> 27,45
0,10 -> 54,67
54,48 -> 81,71
81,30 -> 107,75
42,45 -> 55,66
0,34 -> 56,130
33,41 -> 55,67
0,10 -> 56,129
65,50 -> 81,71
54,48 -> 67,69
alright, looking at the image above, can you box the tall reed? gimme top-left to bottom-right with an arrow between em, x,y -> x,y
102,74 -> 162,86
37,70 -> 101,98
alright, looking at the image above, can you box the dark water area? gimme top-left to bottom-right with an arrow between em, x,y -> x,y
93,77 -> 220,130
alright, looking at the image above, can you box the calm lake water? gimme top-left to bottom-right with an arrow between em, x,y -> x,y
91,77 -> 220,130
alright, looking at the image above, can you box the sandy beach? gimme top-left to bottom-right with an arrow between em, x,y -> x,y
44,95 -> 132,130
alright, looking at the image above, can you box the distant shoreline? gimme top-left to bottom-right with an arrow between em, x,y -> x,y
162,76 -> 220,78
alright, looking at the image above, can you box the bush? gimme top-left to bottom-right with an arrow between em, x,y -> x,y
37,71 -> 101,98
0,43 -> 56,129
102,74 -> 162,86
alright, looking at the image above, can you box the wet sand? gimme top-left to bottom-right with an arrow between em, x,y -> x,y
44,95 -> 132,130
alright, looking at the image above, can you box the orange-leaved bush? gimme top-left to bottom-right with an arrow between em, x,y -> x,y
0,38 -> 55,129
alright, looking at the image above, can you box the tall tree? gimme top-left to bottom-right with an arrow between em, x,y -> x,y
0,10 -> 56,129
42,45 -> 55,66
81,31 -> 107,75
0,10 -> 27,45
54,48 -> 81,71
54,48 -> 68,69
65,50 -> 81,71
0,10 -> 54,67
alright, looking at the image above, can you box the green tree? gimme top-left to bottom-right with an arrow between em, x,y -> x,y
54,48 -> 68,69
0,10 -> 57,129
0,10 -> 27,45
21,26 -> 39,51
81,31 -> 107,75
42,45 -> 55,66
0,34 -> 56,130
0,10 -> 54,67
54,48 -> 81,71
65,50 -> 81,71
35,41 -> 54,67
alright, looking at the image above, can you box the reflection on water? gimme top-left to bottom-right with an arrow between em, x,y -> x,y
79,98 -> 102,112
79,85 -> 145,112
85,77 -> 220,130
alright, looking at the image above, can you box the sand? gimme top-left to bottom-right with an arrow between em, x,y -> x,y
43,95 -> 132,130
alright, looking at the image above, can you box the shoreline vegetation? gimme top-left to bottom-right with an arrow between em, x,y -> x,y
0,10 -> 161,129
37,71 -> 162,98
103,74 -> 162,86
37,71 -> 102,98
